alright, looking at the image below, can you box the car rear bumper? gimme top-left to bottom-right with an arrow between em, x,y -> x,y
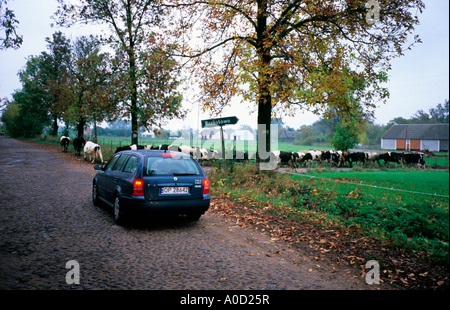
121,195 -> 210,216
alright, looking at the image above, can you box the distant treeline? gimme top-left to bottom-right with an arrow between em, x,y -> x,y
96,127 -> 131,137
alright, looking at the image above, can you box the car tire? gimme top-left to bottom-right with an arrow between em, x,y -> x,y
114,195 -> 126,225
92,182 -> 100,206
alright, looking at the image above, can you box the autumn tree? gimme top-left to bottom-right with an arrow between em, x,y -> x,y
54,0 -> 185,145
67,35 -> 118,139
165,0 -> 424,162
0,0 -> 23,50
40,31 -> 73,135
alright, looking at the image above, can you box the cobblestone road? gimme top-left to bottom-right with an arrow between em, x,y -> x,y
0,137 -> 374,291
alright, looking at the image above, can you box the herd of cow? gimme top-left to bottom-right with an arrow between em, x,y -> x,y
271,149 -> 426,168
60,136 -> 426,168
60,136 -> 103,163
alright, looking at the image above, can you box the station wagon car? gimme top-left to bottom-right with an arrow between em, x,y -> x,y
92,150 -> 210,224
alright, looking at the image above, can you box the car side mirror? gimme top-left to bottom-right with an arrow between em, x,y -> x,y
94,164 -> 104,171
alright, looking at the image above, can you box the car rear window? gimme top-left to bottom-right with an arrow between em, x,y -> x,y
144,156 -> 201,176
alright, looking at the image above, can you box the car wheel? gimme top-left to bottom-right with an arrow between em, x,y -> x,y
114,195 -> 126,225
92,182 -> 99,206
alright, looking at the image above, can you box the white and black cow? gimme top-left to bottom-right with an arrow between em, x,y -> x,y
84,141 -> 104,163
200,148 -> 219,161
179,145 -> 201,159
60,136 -> 70,152
321,150 -> 344,165
343,151 -> 366,167
389,152 -> 404,166
364,151 -> 380,165
298,152 -> 313,166
151,144 -> 182,152
73,137 -> 85,156
272,150 -> 297,168
297,150 -> 322,166
115,144 -> 144,153
379,152 -> 403,166
403,153 -> 426,168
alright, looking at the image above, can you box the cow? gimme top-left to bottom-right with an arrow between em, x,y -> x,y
115,144 -> 146,153
84,141 -> 104,163
149,144 -> 181,152
364,151 -> 380,165
377,152 -> 391,166
200,148 -> 219,161
309,150 -> 322,162
389,152 -> 404,165
291,152 -> 306,167
321,150 -> 343,165
272,150 -> 296,168
168,145 -> 182,152
151,144 -> 181,152
298,152 -> 313,166
73,137 -> 86,156
344,151 -> 366,167
403,153 -> 426,168
60,136 -> 70,152
179,145 -> 201,159
179,145 -> 193,156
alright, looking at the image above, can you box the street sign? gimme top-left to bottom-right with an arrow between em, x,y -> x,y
201,116 -> 238,171
201,116 -> 238,128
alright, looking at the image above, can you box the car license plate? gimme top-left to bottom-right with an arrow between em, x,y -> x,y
161,187 -> 189,195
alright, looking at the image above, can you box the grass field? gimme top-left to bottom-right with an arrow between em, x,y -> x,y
209,164 -> 449,263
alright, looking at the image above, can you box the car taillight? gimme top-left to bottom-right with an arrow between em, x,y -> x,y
202,178 -> 210,195
133,178 -> 144,196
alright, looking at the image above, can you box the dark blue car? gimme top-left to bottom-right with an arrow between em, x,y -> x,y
92,150 -> 210,224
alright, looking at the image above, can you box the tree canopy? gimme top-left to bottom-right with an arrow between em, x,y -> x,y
164,0 -> 424,160
54,0 -> 185,144
0,0 -> 22,50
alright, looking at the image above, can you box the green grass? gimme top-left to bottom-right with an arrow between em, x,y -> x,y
209,164 -> 449,263
298,169 -> 449,197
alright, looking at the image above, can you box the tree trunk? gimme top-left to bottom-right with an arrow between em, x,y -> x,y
127,0 -> 139,145
255,0 -> 273,166
76,118 -> 85,138
256,79 -> 272,164
93,115 -> 97,143
130,54 -> 138,145
51,114 -> 59,136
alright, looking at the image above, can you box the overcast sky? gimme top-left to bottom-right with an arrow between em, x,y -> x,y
1,0 -> 448,131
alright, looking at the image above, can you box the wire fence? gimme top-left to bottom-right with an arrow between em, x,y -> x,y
279,170 -> 449,199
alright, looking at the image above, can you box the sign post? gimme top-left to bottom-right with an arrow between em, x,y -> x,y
201,116 -> 238,170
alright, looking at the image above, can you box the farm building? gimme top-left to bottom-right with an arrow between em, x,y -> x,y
381,123 -> 449,152
279,130 -> 301,143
